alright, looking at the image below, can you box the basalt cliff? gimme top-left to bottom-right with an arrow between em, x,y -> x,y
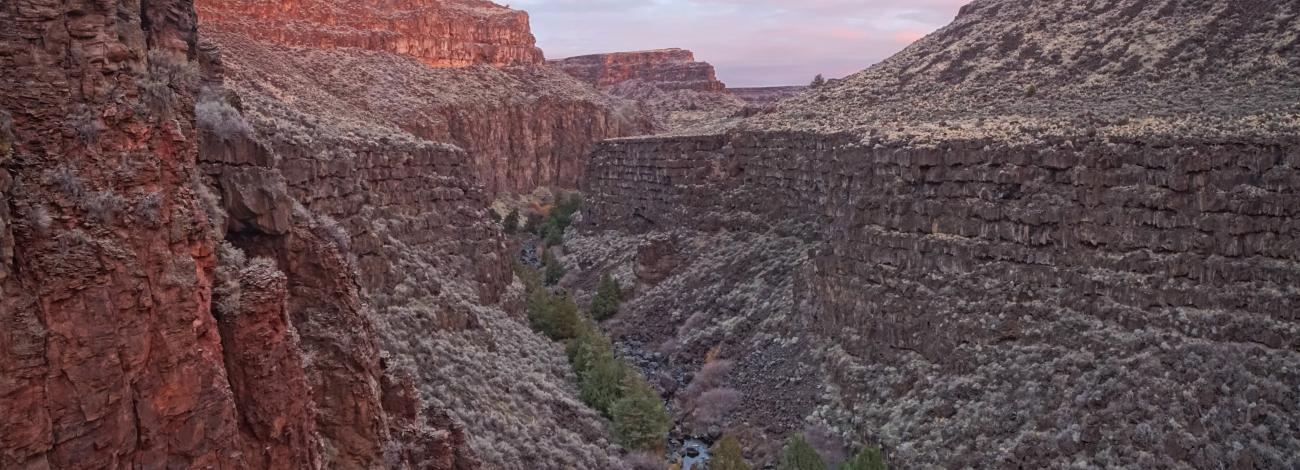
197,0 -> 544,68
570,0 -> 1300,467
0,0 -> 479,468
2,0 -> 637,468
551,49 -> 747,134
200,1 -> 649,196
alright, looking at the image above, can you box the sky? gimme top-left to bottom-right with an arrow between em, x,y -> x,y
514,0 -> 970,87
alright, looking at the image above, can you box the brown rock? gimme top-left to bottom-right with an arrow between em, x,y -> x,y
549,48 -> 727,92
197,0 -> 544,68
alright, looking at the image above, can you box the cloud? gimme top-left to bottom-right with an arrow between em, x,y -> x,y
516,0 -> 968,86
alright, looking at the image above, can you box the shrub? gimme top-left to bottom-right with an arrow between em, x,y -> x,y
527,288 -> 580,341
84,190 -> 126,224
710,434 -> 750,470
611,374 -> 672,452
687,387 -> 740,430
809,74 -> 827,89
590,273 -> 622,321
503,209 -> 520,234
139,50 -> 200,114
622,452 -> 665,470
777,435 -> 827,470
803,424 -> 848,467
840,445 -> 887,470
195,98 -> 253,139
134,191 -> 164,226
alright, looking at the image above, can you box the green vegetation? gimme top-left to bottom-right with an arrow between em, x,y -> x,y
777,435 -> 827,470
542,250 -> 566,285
590,273 -> 622,321
503,209 -> 520,234
611,374 -> 674,452
709,434 -> 751,470
840,445 -> 887,470
519,262 -> 670,452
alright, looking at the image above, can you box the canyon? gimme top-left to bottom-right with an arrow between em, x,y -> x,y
572,0 -> 1300,467
3,0 -> 1298,469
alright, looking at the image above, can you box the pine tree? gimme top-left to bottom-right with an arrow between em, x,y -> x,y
776,435 -> 827,470
544,218 -> 564,247
579,349 -> 627,415
709,434 -> 750,470
611,374 -> 672,451
542,250 -> 566,285
840,445 -> 887,470
503,209 -> 519,234
810,74 -> 826,88
590,273 -> 622,321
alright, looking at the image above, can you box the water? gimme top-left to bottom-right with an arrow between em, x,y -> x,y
681,439 -> 711,470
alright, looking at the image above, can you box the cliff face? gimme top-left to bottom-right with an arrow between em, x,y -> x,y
0,0 -> 476,468
550,48 -> 727,92
197,17 -> 649,196
573,0 -> 1300,467
550,49 -> 747,134
197,0 -> 544,68
195,11 -> 628,468
0,1 -> 238,467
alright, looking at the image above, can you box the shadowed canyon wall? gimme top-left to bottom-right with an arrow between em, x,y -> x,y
580,130 -> 1300,466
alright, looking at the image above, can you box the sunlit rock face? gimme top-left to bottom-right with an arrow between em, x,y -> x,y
197,0 -> 545,68
549,48 -> 727,92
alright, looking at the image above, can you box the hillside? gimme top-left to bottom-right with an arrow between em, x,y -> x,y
750,0 -> 1300,144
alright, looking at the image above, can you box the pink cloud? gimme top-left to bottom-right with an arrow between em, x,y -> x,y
893,30 -> 927,44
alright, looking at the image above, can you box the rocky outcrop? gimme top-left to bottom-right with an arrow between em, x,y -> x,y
0,1 -> 242,467
728,86 -> 807,106
197,0 -> 544,68
550,49 -> 727,92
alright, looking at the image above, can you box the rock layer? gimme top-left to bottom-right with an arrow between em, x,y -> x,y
200,28 -> 648,196
581,130 -> 1300,467
197,0 -> 544,68
550,48 -> 726,92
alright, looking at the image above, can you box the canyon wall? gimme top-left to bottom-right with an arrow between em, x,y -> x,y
580,131 -> 1300,466
0,0 -> 479,468
197,0 -> 544,68
550,48 -> 727,92
198,21 -> 649,196
195,4 -> 631,466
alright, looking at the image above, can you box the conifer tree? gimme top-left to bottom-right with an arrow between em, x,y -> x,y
776,435 -> 827,470
590,273 -> 622,320
709,434 -> 750,470
542,250 -> 566,285
810,74 -> 826,88
840,445 -> 887,470
611,374 -> 672,451
503,209 -> 519,234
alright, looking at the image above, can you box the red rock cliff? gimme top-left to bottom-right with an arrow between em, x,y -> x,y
549,48 -> 727,92
197,0 -> 544,68
0,1 -> 473,468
